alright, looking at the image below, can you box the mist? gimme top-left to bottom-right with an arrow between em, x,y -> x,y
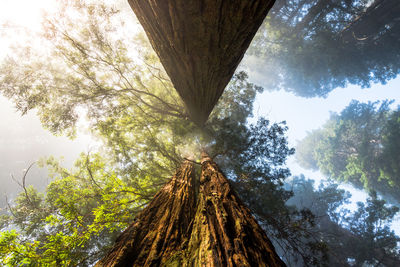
0,96 -> 90,207
1,0 -> 400,266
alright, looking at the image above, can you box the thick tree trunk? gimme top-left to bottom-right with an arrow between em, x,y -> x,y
97,154 -> 285,266
186,152 -> 286,266
96,161 -> 197,266
127,0 -> 275,126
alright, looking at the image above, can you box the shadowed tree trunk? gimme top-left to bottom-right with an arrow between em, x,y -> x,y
97,154 -> 285,266
127,0 -> 275,125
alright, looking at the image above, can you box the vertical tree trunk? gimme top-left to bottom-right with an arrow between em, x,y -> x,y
96,161 -> 197,266
185,152 -> 285,267
97,154 -> 285,266
127,0 -> 275,125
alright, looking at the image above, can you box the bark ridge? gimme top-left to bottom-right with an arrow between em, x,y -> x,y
127,0 -> 275,125
96,161 -> 197,266
97,156 -> 285,266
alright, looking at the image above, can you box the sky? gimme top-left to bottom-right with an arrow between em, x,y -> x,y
248,68 -> 400,201
0,0 -> 399,231
0,96 -> 94,203
0,0 -> 97,204
240,58 -> 400,234
246,66 -> 400,186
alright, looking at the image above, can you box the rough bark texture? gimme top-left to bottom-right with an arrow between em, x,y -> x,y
127,0 -> 275,126
185,152 -> 286,266
96,161 -> 197,266
97,155 -> 285,266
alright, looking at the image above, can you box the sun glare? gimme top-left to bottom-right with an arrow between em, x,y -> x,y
0,0 -> 58,58
0,0 -> 57,29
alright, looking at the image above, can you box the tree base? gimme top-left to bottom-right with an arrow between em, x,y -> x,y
96,153 -> 285,266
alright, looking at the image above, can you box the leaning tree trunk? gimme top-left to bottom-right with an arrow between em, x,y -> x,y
97,154 -> 285,266
96,161 -> 197,266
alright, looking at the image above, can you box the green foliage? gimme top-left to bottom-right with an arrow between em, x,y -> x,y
287,176 -> 400,266
0,2 -> 299,265
248,0 -> 400,97
287,176 -> 351,219
296,100 -> 400,203
0,153 -> 153,266
343,192 -> 400,266
1,1 -> 398,266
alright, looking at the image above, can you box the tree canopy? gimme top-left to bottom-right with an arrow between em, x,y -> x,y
0,1 -> 399,266
247,0 -> 400,97
287,176 -> 400,266
0,2 -> 298,265
296,100 -> 400,203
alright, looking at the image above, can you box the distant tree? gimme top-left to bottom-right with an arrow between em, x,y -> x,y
287,176 -> 400,266
296,100 -> 400,203
344,192 -> 400,266
247,0 -> 400,97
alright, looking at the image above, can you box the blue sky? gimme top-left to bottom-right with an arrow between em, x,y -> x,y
251,73 -> 400,179
241,63 -> 400,233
